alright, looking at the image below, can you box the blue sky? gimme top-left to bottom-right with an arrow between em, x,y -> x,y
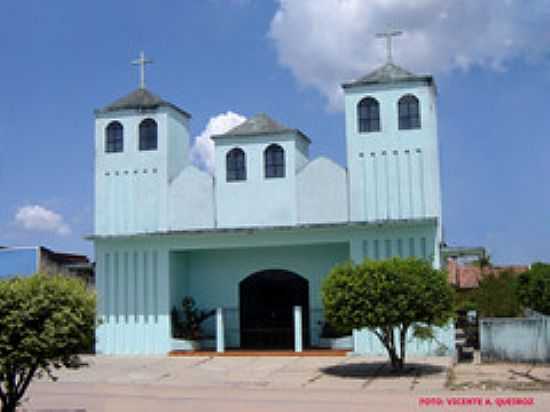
0,0 -> 548,264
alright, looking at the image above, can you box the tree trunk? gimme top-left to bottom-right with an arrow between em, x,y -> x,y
374,327 -> 405,371
386,330 -> 399,370
399,326 -> 408,370
2,399 -> 17,412
1,366 -> 36,412
2,371 -> 17,412
386,326 -> 409,371
388,348 -> 399,369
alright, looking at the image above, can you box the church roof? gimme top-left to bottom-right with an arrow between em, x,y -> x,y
86,217 -> 438,240
212,113 -> 311,143
96,88 -> 191,118
342,62 -> 433,89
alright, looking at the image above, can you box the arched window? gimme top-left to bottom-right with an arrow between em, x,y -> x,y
139,118 -> 158,151
398,95 -> 421,130
226,148 -> 246,182
264,144 -> 285,178
105,121 -> 123,153
357,97 -> 380,132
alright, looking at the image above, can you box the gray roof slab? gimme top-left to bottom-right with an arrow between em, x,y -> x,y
96,88 -> 191,118
212,113 -> 311,143
342,62 -> 433,89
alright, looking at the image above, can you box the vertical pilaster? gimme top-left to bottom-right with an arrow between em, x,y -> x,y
156,248 -> 172,353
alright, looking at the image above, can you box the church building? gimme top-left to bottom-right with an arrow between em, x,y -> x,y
91,50 -> 446,355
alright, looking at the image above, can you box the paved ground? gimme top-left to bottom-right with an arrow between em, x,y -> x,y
19,356 -> 550,411
32,355 -> 451,390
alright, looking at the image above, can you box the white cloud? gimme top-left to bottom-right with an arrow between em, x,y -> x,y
191,111 -> 247,173
15,205 -> 71,236
269,0 -> 550,110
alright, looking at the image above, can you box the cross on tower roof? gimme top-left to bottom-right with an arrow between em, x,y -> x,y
375,30 -> 402,64
131,51 -> 153,89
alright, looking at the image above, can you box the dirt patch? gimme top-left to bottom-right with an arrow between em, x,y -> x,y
449,362 -> 550,391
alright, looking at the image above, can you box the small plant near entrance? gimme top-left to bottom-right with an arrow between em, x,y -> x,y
322,258 -> 454,370
171,297 -> 215,340
0,274 -> 96,412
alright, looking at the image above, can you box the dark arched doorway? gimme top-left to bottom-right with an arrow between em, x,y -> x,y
239,269 -> 310,349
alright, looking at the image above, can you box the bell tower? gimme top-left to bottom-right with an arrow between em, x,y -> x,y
342,33 -> 443,263
94,53 -> 191,236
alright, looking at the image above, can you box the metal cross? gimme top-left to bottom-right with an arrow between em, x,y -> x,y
375,30 -> 402,63
132,51 -> 153,89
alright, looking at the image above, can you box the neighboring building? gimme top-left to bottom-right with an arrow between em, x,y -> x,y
447,258 -> 528,289
0,246 -> 93,284
92,57 -> 445,354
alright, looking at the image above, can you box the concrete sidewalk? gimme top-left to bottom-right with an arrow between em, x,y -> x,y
24,383 -> 550,412
34,355 -> 451,391
20,356 -> 550,411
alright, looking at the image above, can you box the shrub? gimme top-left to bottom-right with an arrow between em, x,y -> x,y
0,274 -> 96,412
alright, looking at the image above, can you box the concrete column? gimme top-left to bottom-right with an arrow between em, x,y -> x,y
216,307 -> 225,353
294,306 -> 303,353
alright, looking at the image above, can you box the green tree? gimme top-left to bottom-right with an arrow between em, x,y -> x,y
322,258 -> 454,370
474,271 -> 521,317
472,254 -> 492,272
517,263 -> 550,315
0,274 -> 96,412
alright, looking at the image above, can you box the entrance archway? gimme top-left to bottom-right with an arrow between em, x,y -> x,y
239,269 -> 310,349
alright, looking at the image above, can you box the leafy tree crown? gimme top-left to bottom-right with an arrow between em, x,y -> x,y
322,258 -> 454,333
517,262 -> 550,315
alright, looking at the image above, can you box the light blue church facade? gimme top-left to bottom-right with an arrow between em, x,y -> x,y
92,61 -> 452,355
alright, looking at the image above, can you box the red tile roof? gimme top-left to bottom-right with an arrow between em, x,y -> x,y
447,259 -> 528,289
